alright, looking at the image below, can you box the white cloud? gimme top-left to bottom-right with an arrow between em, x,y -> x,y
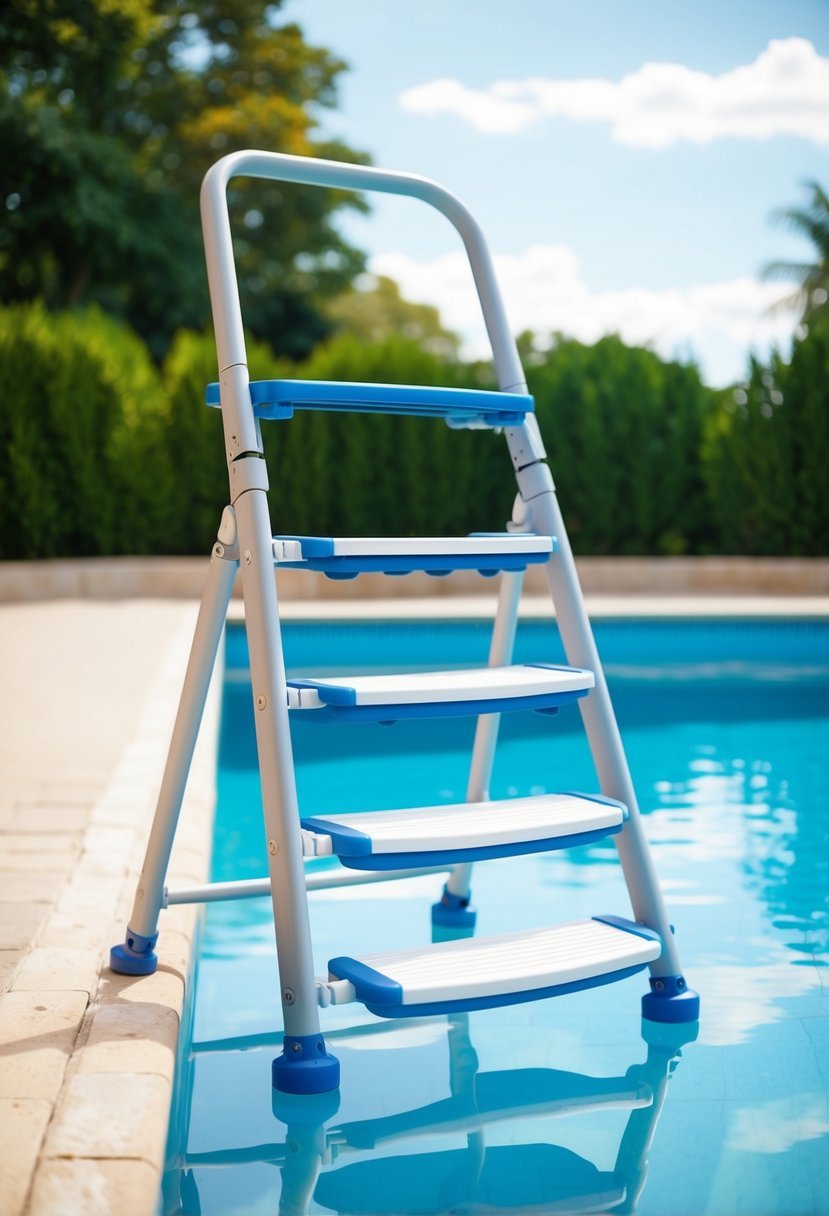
399,38 -> 829,147
728,1095 -> 829,1154
370,245 -> 795,386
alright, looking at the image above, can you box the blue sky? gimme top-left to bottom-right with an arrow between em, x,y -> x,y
282,0 -> 829,384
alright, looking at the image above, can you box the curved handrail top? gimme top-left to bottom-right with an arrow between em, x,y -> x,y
202,149 -> 481,241
200,149 -> 526,395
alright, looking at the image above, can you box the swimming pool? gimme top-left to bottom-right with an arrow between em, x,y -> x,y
163,617 -> 829,1216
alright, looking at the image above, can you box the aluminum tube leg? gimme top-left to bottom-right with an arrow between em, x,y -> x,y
233,485 -> 339,1093
434,570 -> 524,930
110,550 -> 236,976
526,483 -> 699,1020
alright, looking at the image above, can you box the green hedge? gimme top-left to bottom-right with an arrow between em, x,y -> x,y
0,304 -> 170,557
526,336 -> 710,555
1,303 -> 826,558
702,321 -> 829,555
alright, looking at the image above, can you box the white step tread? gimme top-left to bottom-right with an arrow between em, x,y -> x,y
287,663 -> 594,721
328,916 -> 661,1016
302,792 -> 626,869
273,533 -> 553,560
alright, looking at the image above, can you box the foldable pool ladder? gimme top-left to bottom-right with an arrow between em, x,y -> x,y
111,150 -> 699,1094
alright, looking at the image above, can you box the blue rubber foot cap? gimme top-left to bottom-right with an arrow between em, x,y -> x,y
431,884 -> 477,930
109,929 -> 159,976
641,975 -> 700,1023
272,1034 -> 340,1095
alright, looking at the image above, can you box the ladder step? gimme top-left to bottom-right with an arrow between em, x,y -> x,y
328,916 -> 662,1017
206,378 -> 534,427
302,792 -> 627,870
272,532 -> 554,578
287,663 -> 594,722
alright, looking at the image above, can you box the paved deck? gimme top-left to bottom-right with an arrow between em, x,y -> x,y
2,587 -> 827,1214
0,601 -> 219,1216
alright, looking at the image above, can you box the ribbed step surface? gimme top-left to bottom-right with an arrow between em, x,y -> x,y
206,378 -> 534,427
329,916 -> 661,1017
302,792 -> 626,870
287,663 -> 594,722
272,532 -> 554,577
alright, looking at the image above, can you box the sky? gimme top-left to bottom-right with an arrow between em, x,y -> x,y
281,0 -> 829,386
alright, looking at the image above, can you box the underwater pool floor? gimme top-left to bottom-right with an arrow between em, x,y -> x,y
164,619 -> 829,1216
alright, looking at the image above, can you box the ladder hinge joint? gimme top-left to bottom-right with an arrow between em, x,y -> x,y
229,453 -> 269,503
516,460 -> 556,501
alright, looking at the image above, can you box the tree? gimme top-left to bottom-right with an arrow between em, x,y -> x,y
763,180 -> 829,323
0,1 -> 369,358
324,274 -> 461,359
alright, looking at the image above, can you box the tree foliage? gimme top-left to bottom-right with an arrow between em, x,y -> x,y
525,335 -> 710,555
0,0 -> 369,358
763,179 -> 829,323
1,300 -> 826,560
325,275 -> 461,359
703,321 -> 829,555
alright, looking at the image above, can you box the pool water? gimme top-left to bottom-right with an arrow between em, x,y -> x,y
163,618 -> 829,1216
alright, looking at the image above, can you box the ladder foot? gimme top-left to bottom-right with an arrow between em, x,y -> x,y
109,929 -> 159,976
641,975 -> 699,1023
272,1033 -> 340,1095
431,884 -> 477,931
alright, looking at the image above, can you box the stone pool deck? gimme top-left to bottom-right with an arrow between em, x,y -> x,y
1,565 -> 828,1214
0,601 -> 220,1216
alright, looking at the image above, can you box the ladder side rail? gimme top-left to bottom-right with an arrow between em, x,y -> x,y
526,486 -> 682,978
111,546 -> 236,972
231,488 -> 328,1038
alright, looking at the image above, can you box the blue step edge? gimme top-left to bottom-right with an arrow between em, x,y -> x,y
330,961 -> 654,1020
273,533 -> 554,578
300,819 -> 625,870
206,379 -> 534,427
329,917 -> 662,1019
288,686 -> 587,724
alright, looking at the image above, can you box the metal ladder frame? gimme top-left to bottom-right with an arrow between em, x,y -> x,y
111,150 -> 697,1095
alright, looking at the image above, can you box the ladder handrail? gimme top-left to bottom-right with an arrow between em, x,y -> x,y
201,150 -> 523,386
200,150 -> 547,466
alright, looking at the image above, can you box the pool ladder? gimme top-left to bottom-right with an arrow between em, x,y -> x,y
111,150 -> 699,1094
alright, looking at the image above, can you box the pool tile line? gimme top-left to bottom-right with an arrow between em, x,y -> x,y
0,609 -> 221,1216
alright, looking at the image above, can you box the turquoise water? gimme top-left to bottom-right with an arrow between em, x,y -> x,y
163,619 -> 829,1216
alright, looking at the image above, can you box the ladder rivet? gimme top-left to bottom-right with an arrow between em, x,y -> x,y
268,838 -> 279,855
654,980 -> 665,991
283,988 -> 296,1005
256,694 -> 267,710
290,1042 -> 302,1054
214,543 -> 224,557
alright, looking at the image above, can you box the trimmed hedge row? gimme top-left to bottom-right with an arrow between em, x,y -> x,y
1,303 -> 826,558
